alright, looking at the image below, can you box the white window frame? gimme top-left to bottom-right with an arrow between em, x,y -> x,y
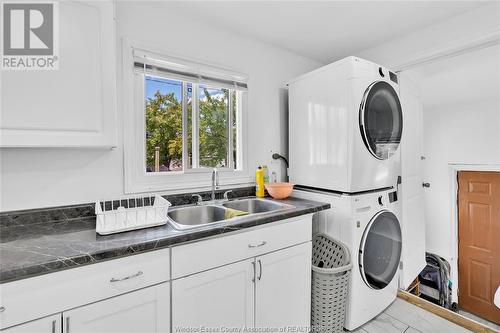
123,39 -> 251,193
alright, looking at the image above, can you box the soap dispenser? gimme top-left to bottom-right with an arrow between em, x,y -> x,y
255,166 -> 265,198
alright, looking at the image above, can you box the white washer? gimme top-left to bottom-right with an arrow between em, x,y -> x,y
288,56 -> 402,193
294,188 -> 402,330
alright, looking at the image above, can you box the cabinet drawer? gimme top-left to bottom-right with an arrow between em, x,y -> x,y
0,248 -> 170,330
171,215 -> 312,279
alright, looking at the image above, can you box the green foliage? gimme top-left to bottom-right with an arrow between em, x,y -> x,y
145,91 -> 182,171
145,87 -> 233,171
198,88 -> 228,167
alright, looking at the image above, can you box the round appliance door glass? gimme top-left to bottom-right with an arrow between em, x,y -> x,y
359,210 -> 402,290
360,81 -> 403,160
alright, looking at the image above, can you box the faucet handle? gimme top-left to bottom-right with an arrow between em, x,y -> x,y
213,168 -> 220,189
191,194 -> 203,204
223,190 -> 233,200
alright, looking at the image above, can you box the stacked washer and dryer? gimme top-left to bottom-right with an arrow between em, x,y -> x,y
288,56 -> 404,330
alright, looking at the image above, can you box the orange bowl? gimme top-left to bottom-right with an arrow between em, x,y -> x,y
265,182 -> 294,199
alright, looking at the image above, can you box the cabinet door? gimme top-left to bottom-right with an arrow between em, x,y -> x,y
3,314 -> 61,333
255,242 -> 312,329
62,283 -> 169,333
172,259 -> 254,329
0,0 -> 117,147
399,72 -> 426,289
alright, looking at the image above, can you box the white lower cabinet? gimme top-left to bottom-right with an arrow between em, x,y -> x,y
62,283 -> 170,333
3,314 -> 61,333
2,217 -> 313,333
2,281 -> 170,333
172,259 -> 255,329
255,242 -> 312,328
172,242 -> 312,330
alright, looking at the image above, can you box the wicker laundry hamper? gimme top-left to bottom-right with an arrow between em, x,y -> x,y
311,233 -> 353,333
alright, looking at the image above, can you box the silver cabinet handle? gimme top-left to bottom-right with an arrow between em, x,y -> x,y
251,261 -> 256,282
258,260 -> 262,281
110,270 -> 143,283
0,306 -> 5,313
248,241 -> 267,248
52,319 -> 56,333
66,317 -> 70,333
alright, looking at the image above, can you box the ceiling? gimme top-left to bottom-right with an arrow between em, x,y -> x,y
163,1 -> 490,64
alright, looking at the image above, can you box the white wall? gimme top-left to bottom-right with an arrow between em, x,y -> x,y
356,3 -> 500,302
406,45 -> 500,301
0,2 -> 322,212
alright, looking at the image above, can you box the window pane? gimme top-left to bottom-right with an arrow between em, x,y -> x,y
145,76 -> 183,173
198,86 -> 229,168
231,90 -> 238,169
186,83 -> 192,169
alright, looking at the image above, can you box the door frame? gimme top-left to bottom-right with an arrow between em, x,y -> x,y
449,163 -> 500,304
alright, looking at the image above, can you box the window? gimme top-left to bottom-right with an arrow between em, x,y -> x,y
143,76 -> 241,173
144,76 -> 184,172
124,45 -> 249,193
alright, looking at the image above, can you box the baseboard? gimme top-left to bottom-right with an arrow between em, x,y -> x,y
397,290 -> 498,333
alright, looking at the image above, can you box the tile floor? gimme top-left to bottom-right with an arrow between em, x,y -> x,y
460,309 -> 500,332
347,298 -> 500,333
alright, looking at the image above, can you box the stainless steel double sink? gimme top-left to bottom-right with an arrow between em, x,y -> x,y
167,198 -> 293,230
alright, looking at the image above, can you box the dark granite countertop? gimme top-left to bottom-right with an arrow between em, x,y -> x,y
0,197 -> 329,284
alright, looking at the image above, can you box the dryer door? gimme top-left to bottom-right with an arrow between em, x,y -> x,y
359,81 -> 403,160
359,210 -> 402,290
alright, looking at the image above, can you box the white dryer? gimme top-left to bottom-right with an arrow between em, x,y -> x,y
293,187 -> 402,330
288,56 -> 403,193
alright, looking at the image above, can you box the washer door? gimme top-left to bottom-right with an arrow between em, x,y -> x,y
359,210 -> 402,290
359,81 -> 403,160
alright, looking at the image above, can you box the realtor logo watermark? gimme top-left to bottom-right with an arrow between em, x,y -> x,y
1,2 -> 59,70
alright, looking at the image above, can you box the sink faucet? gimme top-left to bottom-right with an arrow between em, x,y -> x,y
223,190 -> 233,200
211,168 -> 219,200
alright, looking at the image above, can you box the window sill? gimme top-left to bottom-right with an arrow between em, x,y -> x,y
124,169 -> 252,194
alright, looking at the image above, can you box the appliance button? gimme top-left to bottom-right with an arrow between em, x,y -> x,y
378,67 -> 385,77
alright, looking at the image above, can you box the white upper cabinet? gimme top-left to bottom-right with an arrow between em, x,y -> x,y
0,1 -> 117,148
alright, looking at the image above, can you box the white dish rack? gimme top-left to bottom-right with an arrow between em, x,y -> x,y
95,195 -> 171,235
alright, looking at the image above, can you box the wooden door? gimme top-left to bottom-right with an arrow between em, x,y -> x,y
458,171 -> 500,324
63,283 -> 170,333
255,242 -> 312,329
3,314 -> 61,333
172,259 -> 255,329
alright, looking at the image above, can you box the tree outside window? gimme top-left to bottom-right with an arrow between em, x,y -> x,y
145,76 -> 238,173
